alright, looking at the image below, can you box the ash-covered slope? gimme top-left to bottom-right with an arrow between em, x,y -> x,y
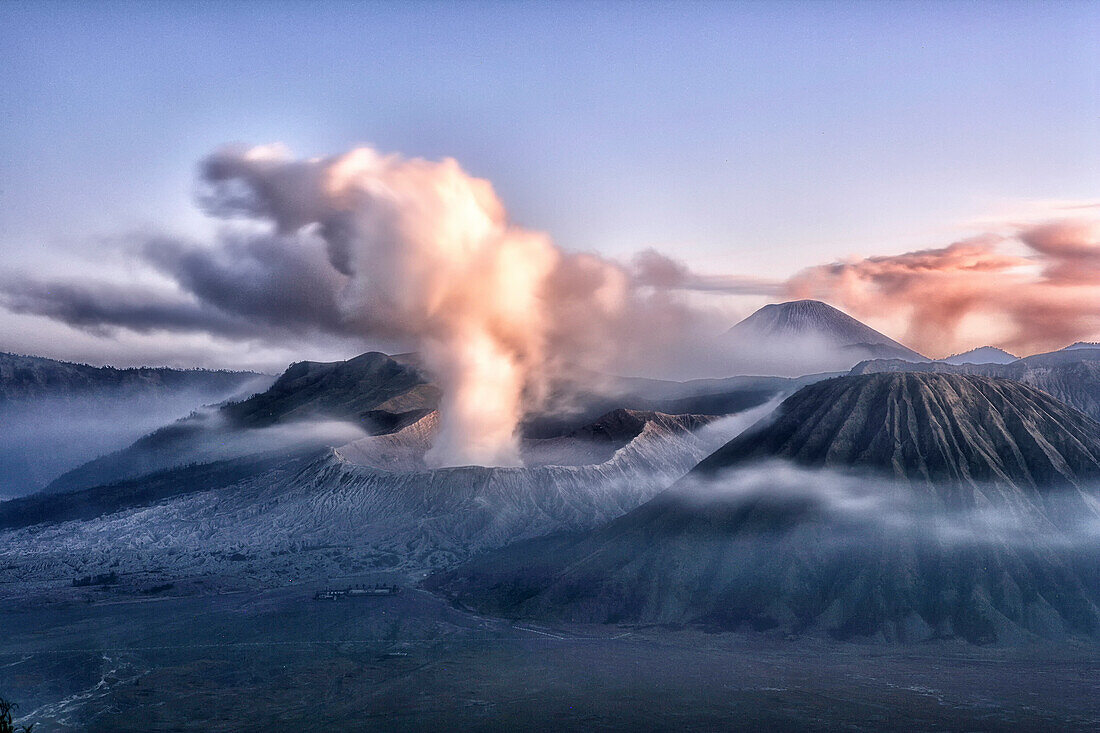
0,407 -> 763,595
44,349 -> 801,495
696,372 -> 1100,491
724,300 -> 925,376
432,374 -> 1100,644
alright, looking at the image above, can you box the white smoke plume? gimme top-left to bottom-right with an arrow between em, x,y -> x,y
192,144 -> 758,467
0,144 -> 785,465
198,144 -> 557,466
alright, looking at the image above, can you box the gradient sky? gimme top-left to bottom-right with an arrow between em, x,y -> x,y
1,0 -> 1099,369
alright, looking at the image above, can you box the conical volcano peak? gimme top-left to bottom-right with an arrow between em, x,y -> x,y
724,300 -> 925,375
730,300 -> 902,346
743,299 -> 853,330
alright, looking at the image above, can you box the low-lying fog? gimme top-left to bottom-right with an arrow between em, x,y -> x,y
672,460 -> 1100,549
0,385 -> 273,498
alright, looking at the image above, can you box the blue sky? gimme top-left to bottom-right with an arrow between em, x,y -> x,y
1,0 -> 1098,368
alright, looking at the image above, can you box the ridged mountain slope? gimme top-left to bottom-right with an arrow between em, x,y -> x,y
0,408 -> 754,594
432,374 -> 1100,644
852,347 -> 1100,423
696,372 -> 1100,492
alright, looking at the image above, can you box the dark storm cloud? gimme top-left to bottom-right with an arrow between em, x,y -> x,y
0,276 -> 253,338
142,233 -> 350,334
0,228 -> 355,343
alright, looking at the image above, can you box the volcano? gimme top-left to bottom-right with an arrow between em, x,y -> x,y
725,300 -> 925,376
43,350 -> 797,494
0,344 -> 782,592
696,372 -> 1100,491
431,373 -> 1100,643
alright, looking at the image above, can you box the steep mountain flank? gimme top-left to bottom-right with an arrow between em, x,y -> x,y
43,352 -> 437,494
852,347 -> 1100,422
432,374 -> 1100,644
696,372 -> 1100,492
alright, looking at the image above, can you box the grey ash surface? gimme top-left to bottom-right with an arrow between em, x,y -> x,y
3,581 -> 1099,731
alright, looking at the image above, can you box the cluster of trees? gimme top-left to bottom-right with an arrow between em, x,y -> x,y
0,696 -> 33,733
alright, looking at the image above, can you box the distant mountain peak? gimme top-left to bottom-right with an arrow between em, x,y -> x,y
729,300 -> 900,345
938,346 -> 1018,365
732,299 -> 855,332
724,300 -> 925,373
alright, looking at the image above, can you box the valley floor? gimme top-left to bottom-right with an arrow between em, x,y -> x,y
3,579 -> 1100,731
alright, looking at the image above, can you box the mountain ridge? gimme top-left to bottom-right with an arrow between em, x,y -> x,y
851,347 -> 1100,423
938,346 -> 1018,365
0,352 -> 272,496
0,351 -> 267,402
695,372 -> 1100,492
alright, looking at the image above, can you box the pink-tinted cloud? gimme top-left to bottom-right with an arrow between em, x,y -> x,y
1019,219 -> 1100,284
789,222 -> 1100,356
